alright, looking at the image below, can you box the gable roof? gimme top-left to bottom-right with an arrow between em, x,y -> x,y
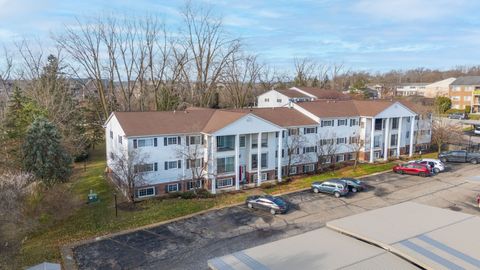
201,110 -> 248,133
292,87 -> 351,100
297,100 -> 418,118
229,107 -> 318,127
274,89 -> 311,98
451,76 -> 480,86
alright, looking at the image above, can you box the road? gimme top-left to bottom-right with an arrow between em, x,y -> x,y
73,163 -> 480,270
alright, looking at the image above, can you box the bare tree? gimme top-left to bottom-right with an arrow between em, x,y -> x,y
0,46 -> 13,99
220,53 -> 262,108
258,65 -> 289,92
111,149 -> 149,203
284,129 -> 307,177
348,134 -> 364,170
176,136 -> 210,193
431,117 -> 462,153
315,132 -> 339,173
293,57 -> 317,87
178,2 -> 241,107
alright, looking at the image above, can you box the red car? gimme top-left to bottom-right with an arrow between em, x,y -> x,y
393,163 -> 431,177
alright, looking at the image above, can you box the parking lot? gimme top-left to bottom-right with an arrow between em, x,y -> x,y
73,163 -> 480,270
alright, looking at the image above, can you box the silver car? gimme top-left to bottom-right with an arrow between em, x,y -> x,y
311,179 -> 349,198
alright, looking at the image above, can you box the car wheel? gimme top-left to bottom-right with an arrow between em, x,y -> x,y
398,170 -> 404,175
434,168 -> 440,174
352,187 -> 358,193
247,203 -> 253,209
471,159 -> 478,164
313,188 -> 319,193
440,157 -> 447,163
334,192 -> 341,198
270,208 -> 276,215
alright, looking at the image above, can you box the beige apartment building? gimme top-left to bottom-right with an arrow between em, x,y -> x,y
449,76 -> 480,113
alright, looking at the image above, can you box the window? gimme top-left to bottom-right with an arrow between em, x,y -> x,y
304,127 -> 316,134
277,98 -> 282,103
320,139 -> 334,146
252,173 -> 268,182
118,135 -> 123,144
167,137 -> 178,145
252,153 -> 267,169
138,138 -> 154,147
324,156 -> 332,164
264,98 -> 270,102
218,178 -> 233,188
374,119 -> 382,131
337,119 -> 347,126
303,146 -> 316,153
289,166 -> 297,175
348,153 -> 355,160
110,130 -> 113,139
217,135 -> 235,151
188,135 -> 202,145
336,154 -> 345,162
288,128 -> 299,136
336,137 -> 346,144
391,118 -> 399,129
349,136 -> 359,144
452,86 -> 461,91
186,158 -> 202,169
451,96 -> 460,101
239,135 -> 246,148
350,118 -> 359,126
165,160 -> 181,170
464,96 -> 472,101
261,133 -> 268,148
134,163 -> 157,173
167,184 -> 179,192
187,180 -> 202,190
321,120 -> 334,127
217,156 -> 235,174
138,187 -> 155,198
303,164 -> 314,172
374,136 -> 381,147
391,134 -> 398,146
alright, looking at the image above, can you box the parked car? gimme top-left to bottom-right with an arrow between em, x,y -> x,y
245,195 -> 288,215
339,178 -> 366,193
311,179 -> 349,198
419,158 -> 445,173
438,150 -> 480,164
409,160 -> 435,174
448,112 -> 468,120
393,163 -> 431,177
474,125 -> 480,135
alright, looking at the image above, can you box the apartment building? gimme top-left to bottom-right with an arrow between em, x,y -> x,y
395,83 -> 428,96
105,94 -> 431,199
257,86 -> 349,107
449,76 -> 480,112
423,78 -> 456,98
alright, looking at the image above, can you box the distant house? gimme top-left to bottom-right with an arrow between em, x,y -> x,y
257,87 -> 350,108
423,78 -> 456,98
395,83 -> 429,96
449,76 -> 480,113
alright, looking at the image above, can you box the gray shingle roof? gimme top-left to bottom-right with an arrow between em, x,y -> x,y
451,76 -> 480,85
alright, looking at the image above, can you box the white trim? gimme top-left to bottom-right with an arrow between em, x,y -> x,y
217,177 -> 234,188
138,187 -> 156,198
167,183 -> 179,192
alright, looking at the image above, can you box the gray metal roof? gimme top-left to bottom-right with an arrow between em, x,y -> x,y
451,76 -> 480,85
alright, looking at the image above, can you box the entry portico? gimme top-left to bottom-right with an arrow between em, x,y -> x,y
206,113 -> 285,194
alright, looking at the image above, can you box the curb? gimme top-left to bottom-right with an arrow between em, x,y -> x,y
61,165 -> 399,269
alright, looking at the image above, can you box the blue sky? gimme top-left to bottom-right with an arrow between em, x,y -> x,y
1,0 -> 480,72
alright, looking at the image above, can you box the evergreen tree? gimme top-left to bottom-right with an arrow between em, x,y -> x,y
23,117 -> 72,186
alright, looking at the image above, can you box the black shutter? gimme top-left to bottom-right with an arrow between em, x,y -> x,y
178,160 -> 182,168
154,162 -> 158,171
164,138 -> 167,146
282,131 -> 285,138
186,136 -> 190,146
154,138 -> 157,147
282,149 -> 284,157
315,146 -> 317,152
303,147 -> 305,154
275,132 -> 278,138
177,136 -> 181,145
133,139 -> 137,148
201,135 -> 205,145
275,150 -> 278,158
164,161 -> 168,170
303,128 -> 306,134
186,160 -> 190,169
178,183 -> 182,192
315,127 -> 318,133
321,121 -> 324,127
165,185 -> 169,193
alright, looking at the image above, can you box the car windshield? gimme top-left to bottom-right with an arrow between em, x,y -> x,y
272,198 -> 286,206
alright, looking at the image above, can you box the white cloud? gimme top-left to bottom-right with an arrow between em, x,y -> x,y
0,0 -> 52,19
353,0 -> 468,22
223,14 -> 256,27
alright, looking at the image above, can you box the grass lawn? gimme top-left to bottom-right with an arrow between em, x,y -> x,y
18,146 -> 431,267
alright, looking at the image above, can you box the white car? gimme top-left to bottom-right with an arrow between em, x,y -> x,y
409,158 -> 445,174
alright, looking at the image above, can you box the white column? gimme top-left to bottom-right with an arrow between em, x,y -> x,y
384,118 -> 390,161
235,134 -> 240,190
370,118 -> 375,163
211,135 -> 216,194
409,116 -> 415,157
257,132 -> 262,186
397,117 -> 402,157
277,131 -> 283,182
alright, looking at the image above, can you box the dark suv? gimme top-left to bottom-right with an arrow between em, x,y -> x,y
311,179 -> 349,198
448,113 -> 468,120
438,150 -> 480,164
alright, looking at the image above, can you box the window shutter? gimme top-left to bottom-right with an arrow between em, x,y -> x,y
186,136 -> 190,146
164,162 -> 168,170
133,139 -> 137,148
315,127 -> 318,133
165,185 -> 169,193
303,128 -> 306,134
296,148 -> 300,154
275,150 -> 278,158
275,132 -> 278,138
164,138 -> 167,146
201,135 -> 205,145
303,148 -> 305,154
178,183 -> 181,191
154,138 -> 157,147
154,162 -> 158,171
321,121 -> 324,127
282,131 -> 285,138
177,136 -> 181,145
282,149 -> 284,157
178,160 -> 182,168
186,160 -> 190,169
315,146 -> 317,152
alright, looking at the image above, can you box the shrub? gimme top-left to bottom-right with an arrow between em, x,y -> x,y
166,188 -> 214,199
445,108 -> 465,114
465,105 -> 472,113
260,182 -> 276,189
